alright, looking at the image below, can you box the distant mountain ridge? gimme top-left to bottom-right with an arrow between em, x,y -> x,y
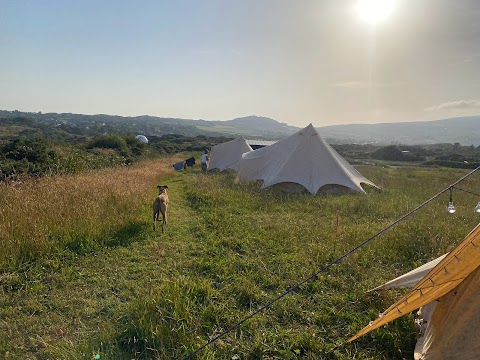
317,116 -> 480,146
0,111 -> 299,139
0,110 -> 478,145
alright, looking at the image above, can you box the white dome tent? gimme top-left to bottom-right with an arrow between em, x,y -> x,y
135,135 -> 149,144
208,137 -> 253,172
235,124 -> 376,194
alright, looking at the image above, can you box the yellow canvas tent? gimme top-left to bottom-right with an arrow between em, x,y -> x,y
349,223 -> 480,359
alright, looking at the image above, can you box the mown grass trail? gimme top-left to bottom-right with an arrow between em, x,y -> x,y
0,156 -> 190,358
1,159 -> 479,359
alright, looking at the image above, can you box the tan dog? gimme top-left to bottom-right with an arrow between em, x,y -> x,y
153,185 -> 169,233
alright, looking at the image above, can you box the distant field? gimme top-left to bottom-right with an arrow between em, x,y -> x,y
196,125 -> 253,136
0,125 -> 31,138
1,158 -> 479,359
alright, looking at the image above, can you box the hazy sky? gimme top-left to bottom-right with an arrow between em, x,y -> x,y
1,0 -> 480,127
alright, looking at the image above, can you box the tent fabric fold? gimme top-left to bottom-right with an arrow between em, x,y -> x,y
208,137 -> 253,172
348,223 -> 480,344
235,124 -> 376,194
369,254 -> 447,291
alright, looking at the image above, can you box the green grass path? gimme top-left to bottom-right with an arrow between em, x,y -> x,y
2,166 -> 479,359
0,171 -> 206,359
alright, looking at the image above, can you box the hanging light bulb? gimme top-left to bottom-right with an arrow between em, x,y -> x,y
475,202 -> 480,213
447,187 -> 456,214
447,202 -> 456,213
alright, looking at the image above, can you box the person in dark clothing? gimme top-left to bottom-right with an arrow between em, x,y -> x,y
185,157 -> 196,167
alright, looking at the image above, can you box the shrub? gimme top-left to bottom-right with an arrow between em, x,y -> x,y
0,137 -> 57,178
86,135 -> 130,156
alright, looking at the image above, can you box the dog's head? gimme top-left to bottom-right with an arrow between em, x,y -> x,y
157,185 -> 168,194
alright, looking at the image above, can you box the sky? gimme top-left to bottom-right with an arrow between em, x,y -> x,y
1,0 -> 480,127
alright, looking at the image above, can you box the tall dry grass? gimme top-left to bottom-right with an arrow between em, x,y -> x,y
0,156 -> 180,270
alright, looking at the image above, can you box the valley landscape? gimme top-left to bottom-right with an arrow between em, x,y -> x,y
2,0 -> 480,358
1,111 -> 480,358
2,110 -> 480,145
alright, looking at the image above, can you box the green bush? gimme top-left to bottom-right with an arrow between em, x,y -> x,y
125,135 -> 147,156
86,135 -> 130,155
0,137 -> 57,178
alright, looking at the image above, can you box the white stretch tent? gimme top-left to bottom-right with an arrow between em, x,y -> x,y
208,137 -> 253,172
350,223 -> 480,360
235,124 -> 376,194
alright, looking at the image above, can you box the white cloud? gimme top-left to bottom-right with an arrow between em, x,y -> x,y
425,99 -> 480,117
448,53 -> 480,66
330,81 -> 406,89
425,99 -> 480,112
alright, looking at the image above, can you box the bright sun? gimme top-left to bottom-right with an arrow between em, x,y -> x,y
356,0 -> 396,25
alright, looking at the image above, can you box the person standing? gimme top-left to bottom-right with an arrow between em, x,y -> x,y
201,150 -> 209,173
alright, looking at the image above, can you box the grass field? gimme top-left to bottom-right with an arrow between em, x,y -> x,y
1,156 -> 479,359
196,125 -> 253,136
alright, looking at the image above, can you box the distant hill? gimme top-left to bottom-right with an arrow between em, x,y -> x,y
194,116 -> 298,138
226,116 -> 294,131
0,110 -> 479,145
0,111 -> 298,140
317,116 -> 480,146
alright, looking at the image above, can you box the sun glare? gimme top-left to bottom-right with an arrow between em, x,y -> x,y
356,0 -> 396,25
